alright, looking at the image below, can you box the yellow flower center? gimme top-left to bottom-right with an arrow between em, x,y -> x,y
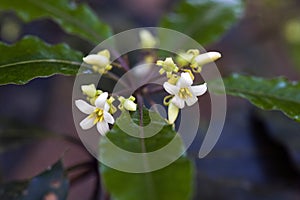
178,88 -> 192,99
89,108 -> 104,124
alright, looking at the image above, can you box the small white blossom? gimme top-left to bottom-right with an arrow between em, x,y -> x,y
75,92 -> 114,136
163,72 -> 207,109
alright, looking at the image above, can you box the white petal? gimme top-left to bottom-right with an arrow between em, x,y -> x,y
75,100 -> 95,114
95,92 -> 108,108
83,54 -> 109,67
104,102 -> 110,112
178,72 -> 193,88
163,82 -> 179,95
185,96 -> 198,106
97,121 -> 109,136
191,83 -> 207,96
171,96 -> 185,109
104,111 -> 115,124
79,116 -> 95,130
194,52 -> 221,66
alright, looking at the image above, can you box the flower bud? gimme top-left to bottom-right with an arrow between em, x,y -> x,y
83,54 -> 109,67
124,99 -> 137,111
194,52 -> 221,66
81,84 -> 97,97
168,102 -> 179,124
139,29 -> 157,48
118,96 -> 137,111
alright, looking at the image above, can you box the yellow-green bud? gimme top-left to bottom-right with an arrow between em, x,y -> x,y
167,74 -> 179,85
118,96 -> 137,111
139,29 -> 158,48
193,52 -> 221,66
168,102 -> 179,124
107,96 -> 117,114
81,84 -> 97,97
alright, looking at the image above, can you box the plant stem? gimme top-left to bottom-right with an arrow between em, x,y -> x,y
110,50 -> 130,71
145,85 -> 164,95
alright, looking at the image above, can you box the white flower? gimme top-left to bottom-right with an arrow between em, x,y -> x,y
75,92 -> 114,136
163,72 -> 207,109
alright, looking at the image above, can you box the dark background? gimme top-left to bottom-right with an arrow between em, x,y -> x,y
0,0 -> 300,199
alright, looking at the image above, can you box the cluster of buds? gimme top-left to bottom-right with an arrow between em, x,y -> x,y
75,84 -> 137,135
155,48 -> 221,124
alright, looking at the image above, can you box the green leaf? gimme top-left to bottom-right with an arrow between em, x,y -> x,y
0,160 -> 68,200
211,74 -> 300,122
160,0 -> 243,45
100,108 -> 194,200
0,0 -> 111,44
0,36 -> 83,85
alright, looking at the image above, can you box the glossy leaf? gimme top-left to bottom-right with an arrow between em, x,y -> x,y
100,109 -> 194,200
160,0 -> 243,45
0,0 -> 111,44
211,74 -> 300,122
0,36 -> 83,85
0,161 -> 68,200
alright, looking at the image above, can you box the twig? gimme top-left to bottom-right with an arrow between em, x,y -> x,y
111,50 -> 130,71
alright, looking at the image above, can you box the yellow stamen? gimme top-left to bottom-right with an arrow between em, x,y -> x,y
89,108 -> 104,124
178,88 -> 192,99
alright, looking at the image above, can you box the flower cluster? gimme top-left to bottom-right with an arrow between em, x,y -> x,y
156,47 -> 221,124
75,29 -> 222,135
75,83 -> 137,136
